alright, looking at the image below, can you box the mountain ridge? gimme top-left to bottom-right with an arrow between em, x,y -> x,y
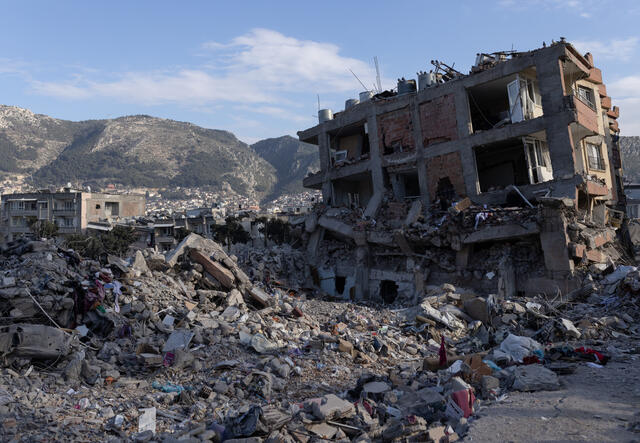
0,105 -> 320,201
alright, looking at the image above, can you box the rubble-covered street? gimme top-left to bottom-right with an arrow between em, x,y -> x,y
0,231 -> 638,442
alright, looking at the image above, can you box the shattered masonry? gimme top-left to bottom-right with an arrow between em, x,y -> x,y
298,40 -> 624,302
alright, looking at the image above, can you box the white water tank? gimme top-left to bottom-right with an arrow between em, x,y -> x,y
418,71 -> 437,90
359,91 -> 374,102
345,98 -> 359,109
318,109 -> 333,123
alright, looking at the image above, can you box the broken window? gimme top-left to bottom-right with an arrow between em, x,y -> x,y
380,280 -> 398,304
467,69 -> 542,132
105,202 -> 119,216
523,138 -> 553,183
474,134 -> 552,192
402,173 -> 421,199
332,172 -> 373,209
329,122 -> 370,166
586,142 -> 605,170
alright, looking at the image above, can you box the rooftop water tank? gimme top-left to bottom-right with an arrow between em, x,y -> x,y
318,109 -> 333,123
397,78 -> 417,95
418,71 -> 437,90
359,91 -> 374,102
345,98 -> 359,110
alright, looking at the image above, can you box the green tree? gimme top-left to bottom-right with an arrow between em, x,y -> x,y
28,219 -> 59,239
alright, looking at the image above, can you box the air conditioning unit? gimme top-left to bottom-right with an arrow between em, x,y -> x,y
333,150 -> 347,163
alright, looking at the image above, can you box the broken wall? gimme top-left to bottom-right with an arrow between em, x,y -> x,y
419,94 -> 458,146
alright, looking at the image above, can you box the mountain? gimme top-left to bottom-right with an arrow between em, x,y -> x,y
620,136 -> 640,183
251,135 -> 320,199
0,105 -> 277,199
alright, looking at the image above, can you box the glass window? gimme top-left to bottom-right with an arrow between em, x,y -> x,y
586,143 -> 605,170
577,86 -> 596,109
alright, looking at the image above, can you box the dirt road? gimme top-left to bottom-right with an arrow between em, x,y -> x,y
465,339 -> 640,442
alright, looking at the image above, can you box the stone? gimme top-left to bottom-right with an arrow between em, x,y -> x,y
132,250 -> 151,275
190,249 -> 235,289
463,297 -> 489,324
363,381 -> 391,394
307,423 -> 338,439
312,394 -> 355,421
559,318 -> 581,339
512,365 -> 560,392
481,375 -> 500,395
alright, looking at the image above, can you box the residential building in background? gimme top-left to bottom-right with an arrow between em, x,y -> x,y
1,187 -> 145,241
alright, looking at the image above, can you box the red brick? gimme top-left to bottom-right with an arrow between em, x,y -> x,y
377,107 -> 414,155
585,249 -> 606,263
419,94 -> 458,146
426,152 -> 466,200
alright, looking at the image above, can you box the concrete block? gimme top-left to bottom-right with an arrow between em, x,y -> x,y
190,250 -> 235,289
568,242 -> 585,259
404,200 -> 422,226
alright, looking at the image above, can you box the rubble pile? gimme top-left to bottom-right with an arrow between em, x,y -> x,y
0,233 -> 638,441
232,243 -> 308,289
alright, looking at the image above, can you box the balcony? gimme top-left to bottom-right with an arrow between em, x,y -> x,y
155,235 -> 175,244
303,171 -> 323,189
566,94 -> 599,136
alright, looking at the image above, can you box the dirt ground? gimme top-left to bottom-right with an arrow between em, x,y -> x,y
465,338 -> 640,443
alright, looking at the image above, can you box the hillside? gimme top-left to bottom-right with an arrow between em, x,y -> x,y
620,136 -> 640,183
251,135 -> 320,199
0,106 -> 278,199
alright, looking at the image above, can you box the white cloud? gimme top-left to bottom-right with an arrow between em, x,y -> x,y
26,29 -> 380,111
609,76 -> 640,135
572,37 -> 639,62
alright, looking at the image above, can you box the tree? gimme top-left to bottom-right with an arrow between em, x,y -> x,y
28,218 -> 58,239
211,216 -> 250,251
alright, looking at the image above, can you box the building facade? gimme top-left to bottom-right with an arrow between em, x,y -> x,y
298,41 -> 623,301
1,189 -> 145,241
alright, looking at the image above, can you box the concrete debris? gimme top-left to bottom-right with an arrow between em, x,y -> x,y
0,229 -> 636,441
511,364 -> 560,392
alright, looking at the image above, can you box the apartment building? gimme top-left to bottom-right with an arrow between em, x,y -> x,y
298,40 -> 624,301
1,188 -> 145,241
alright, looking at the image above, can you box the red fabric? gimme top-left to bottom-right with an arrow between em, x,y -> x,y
575,347 -> 608,364
451,389 -> 475,418
439,336 -> 447,367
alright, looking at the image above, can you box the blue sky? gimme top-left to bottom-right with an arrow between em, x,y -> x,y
1,0 -> 639,143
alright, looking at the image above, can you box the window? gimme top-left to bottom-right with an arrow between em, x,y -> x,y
57,217 -> 75,227
586,143 -> 605,170
577,85 -> 596,110
95,204 -> 101,209
11,217 -> 27,227
105,202 -> 119,216
64,200 -> 75,210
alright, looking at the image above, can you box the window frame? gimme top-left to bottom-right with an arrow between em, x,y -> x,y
586,142 -> 605,171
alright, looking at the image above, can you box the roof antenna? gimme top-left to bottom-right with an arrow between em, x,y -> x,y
348,68 -> 369,91
374,56 -> 382,93
317,94 -> 321,112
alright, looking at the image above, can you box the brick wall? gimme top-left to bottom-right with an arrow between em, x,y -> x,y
377,107 -> 414,155
426,151 -> 466,200
419,94 -> 458,147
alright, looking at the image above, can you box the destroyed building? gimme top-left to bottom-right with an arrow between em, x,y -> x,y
299,40 -> 624,302
1,187 -> 146,241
